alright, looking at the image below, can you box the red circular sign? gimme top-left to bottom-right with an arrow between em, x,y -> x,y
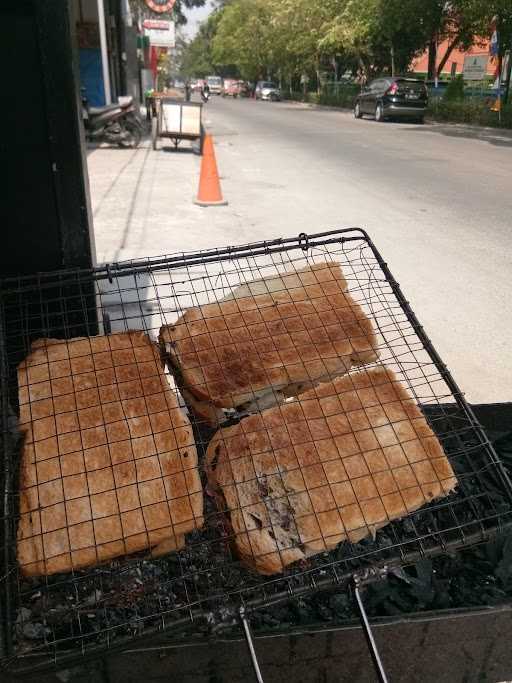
145,0 -> 176,13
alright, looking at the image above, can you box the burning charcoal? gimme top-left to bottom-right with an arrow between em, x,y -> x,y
22,622 -> 49,640
329,593 -> 349,614
317,604 -> 334,621
84,590 -> 103,606
16,607 -> 32,624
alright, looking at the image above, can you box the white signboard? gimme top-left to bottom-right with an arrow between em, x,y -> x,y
463,55 -> 488,80
143,19 -> 175,48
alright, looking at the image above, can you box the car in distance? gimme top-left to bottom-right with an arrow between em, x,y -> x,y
354,77 -> 428,123
191,79 -> 205,93
255,81 -> 281,101
206,75 -> 223,95
222,79 -> 242,98
239,81 -> 252,97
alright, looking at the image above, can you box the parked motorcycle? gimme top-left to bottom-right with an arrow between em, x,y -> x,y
82,91 -> 143,148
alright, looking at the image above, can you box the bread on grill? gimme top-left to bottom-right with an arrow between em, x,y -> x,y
205,367 -> 457,575
16,331 -> 203,577
160,262 -> 378,424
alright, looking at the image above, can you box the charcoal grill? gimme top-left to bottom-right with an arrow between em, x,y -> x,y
1,228 -> 512,682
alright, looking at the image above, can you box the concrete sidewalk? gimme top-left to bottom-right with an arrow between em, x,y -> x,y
88,135 -> 234,264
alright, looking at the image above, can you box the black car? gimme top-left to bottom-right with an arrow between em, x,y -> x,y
354,77 -> 428,123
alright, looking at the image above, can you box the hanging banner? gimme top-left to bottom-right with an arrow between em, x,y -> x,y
144,0 -> 176,13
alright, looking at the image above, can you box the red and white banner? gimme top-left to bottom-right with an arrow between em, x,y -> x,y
144,18 -> 175,48
143,19 -> 171,30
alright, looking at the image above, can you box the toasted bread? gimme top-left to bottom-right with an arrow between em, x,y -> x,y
205,367 -> 457,575
160,262 -> 378,425
17,331 -> 203,576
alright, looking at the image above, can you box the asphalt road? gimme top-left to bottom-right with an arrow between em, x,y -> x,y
203,96 -> 512,403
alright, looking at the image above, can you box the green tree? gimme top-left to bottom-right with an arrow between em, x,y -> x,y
179,0 -> 512,96
322,0 -> 436,79
423,1 -> 512,79
180,10 -> 225,77
267,0 -> 345,93
212,0 -> 275,81
431,1 -> 489,78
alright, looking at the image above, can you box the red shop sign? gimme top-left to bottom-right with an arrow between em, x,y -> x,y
144,0 -> 176,13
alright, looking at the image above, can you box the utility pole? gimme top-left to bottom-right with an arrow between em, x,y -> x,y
97,0 -> 112,104
504,48 -> 511,105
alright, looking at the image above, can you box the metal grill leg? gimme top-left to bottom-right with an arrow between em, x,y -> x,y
353,580 -> 389,683
240,607 -> 264,683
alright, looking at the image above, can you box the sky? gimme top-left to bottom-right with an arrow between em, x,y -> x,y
181,1 -> 216,39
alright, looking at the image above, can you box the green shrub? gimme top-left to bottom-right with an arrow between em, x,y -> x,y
428,98 -> 512,128
284,83 -> 512,129
443,74 -> 465,102
281,90 -> 308,101
318,84 -> 359,109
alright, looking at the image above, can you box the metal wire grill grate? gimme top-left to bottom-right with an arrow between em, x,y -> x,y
1,229 -> 512,673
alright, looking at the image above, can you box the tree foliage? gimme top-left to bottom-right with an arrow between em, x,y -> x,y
180,10 -> 225,77
211,0 -> 274,80
179,0 -> 512,84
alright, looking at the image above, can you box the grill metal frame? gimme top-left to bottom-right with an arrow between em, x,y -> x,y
2,228 -> 512,675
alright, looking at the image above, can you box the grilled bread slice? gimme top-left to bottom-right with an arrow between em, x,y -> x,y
160,261 -> 378,425
17,331 -> 203,577
205,367 -> 457,575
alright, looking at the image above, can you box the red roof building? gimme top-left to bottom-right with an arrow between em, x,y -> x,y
412,39 -> 496,77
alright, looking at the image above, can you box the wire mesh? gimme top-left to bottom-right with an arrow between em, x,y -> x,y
1,228 -> 512,672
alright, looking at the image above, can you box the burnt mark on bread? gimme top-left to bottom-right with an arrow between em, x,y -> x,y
257,478 -> 269,498
210,444 -> 221,472
260,487 -> 301,551
281,513 -> 292,532
248,513 -> 263,530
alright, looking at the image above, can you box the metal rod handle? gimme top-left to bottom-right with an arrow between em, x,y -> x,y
240,607 -> 264,683
354,583 -> 389,683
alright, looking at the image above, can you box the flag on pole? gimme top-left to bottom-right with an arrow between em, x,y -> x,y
489,15 -> 501,113
489,16 -> 499,57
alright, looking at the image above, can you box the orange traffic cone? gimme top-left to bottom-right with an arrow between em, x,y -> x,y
194,134 -> 228,206
491,97 -> 501,113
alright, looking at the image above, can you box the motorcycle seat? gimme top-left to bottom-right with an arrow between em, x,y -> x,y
118,95 -> 134,107
89,104 -> 121,115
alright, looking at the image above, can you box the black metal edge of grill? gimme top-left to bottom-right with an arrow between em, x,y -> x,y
1,227 -> 512,677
